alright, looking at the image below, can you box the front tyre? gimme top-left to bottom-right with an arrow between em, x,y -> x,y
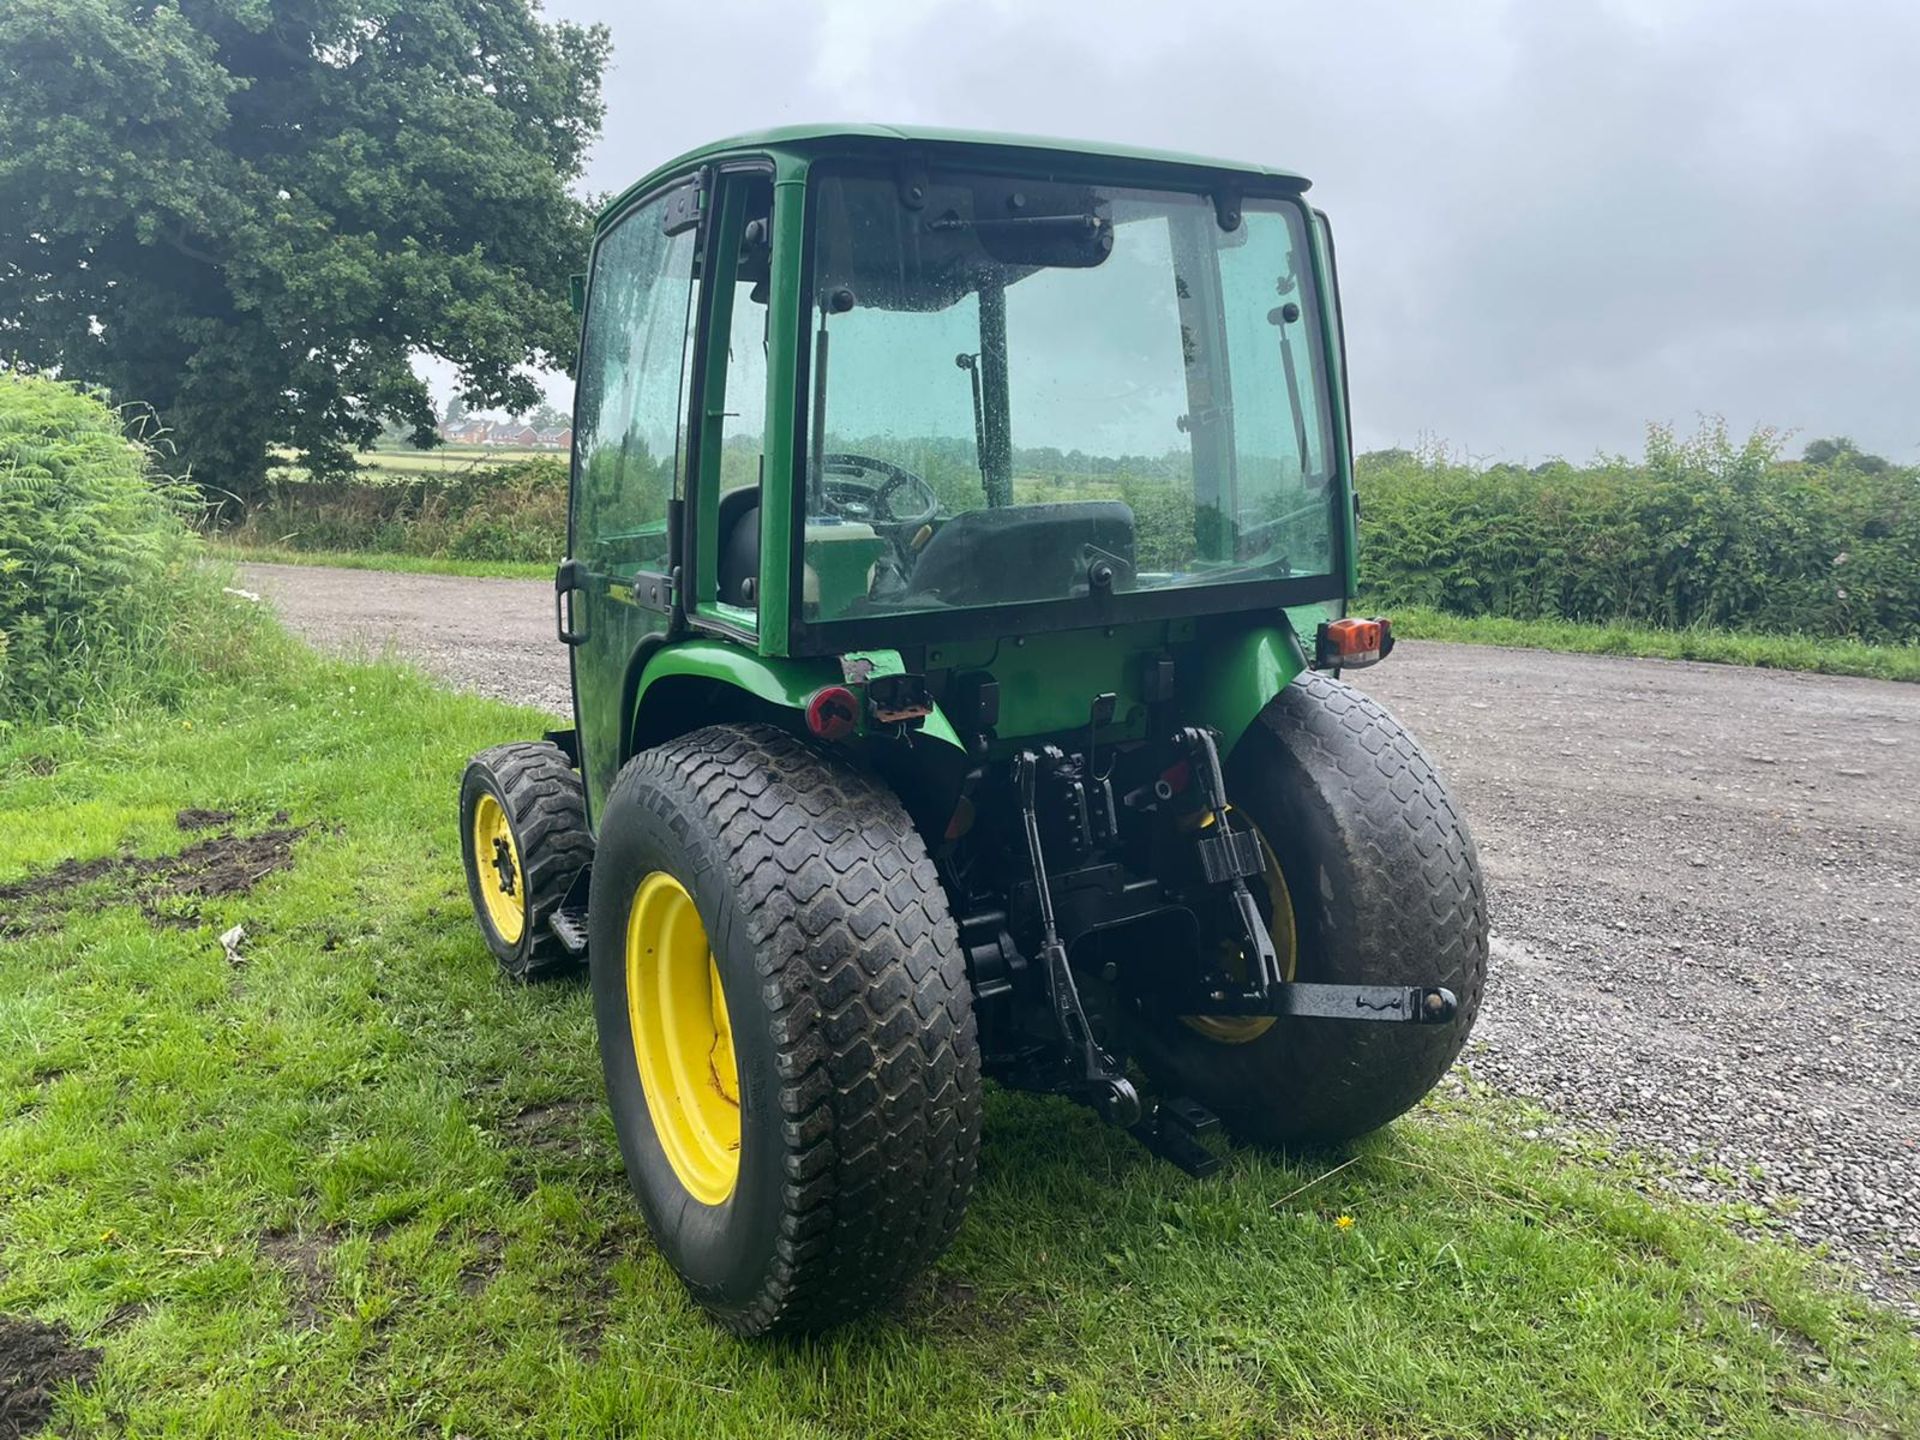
589,723 -> 981,1335
1135,673 -> 1488,1145
459,742 -> 592,981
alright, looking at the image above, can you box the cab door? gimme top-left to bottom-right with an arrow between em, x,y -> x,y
564,177 -> 704,824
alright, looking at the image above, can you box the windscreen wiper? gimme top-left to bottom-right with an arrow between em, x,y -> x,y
926,213 -> 1105,234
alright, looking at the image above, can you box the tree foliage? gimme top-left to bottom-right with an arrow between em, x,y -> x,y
1802,436 -> 1892,474
0,0 -> 609,502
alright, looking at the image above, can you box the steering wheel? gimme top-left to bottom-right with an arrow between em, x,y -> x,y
817,453 -> 940,541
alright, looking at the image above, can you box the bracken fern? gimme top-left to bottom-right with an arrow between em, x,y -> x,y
0,371 -> 249,725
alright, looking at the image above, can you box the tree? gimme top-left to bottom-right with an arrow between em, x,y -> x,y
1802,437 -> 1890,474
525,401 -> 568,431
0,0 -> 609,502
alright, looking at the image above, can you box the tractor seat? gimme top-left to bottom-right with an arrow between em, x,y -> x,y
716,484 -> 760,606
904,501 -> 1136,607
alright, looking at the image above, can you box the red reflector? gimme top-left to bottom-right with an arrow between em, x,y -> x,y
805,686 -> 859,741
1317,616 -> 1392,668
1157,759 -> 1192,798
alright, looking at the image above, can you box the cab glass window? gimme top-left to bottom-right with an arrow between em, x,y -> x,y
571,195 -> 700,570
799,166 -> 1338,623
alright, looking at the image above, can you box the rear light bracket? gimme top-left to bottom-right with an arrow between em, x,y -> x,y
1314,616 -> 1394,670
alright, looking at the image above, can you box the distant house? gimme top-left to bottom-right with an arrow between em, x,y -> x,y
434,418 -> 565,449
476,422 -> 537,445
439,418 -> 490,445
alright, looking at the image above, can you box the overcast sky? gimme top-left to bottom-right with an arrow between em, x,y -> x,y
529,0 -> 1920,464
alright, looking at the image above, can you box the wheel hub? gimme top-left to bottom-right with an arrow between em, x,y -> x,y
625,872 -> 741,1206
490,836 -> 517,896
470,792 -> 525,945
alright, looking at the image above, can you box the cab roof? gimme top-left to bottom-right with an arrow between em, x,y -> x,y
596,123 -> 1310,231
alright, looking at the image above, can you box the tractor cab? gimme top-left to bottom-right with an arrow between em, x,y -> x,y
558,126 -> 1359,816
464,128 -> 1485,1337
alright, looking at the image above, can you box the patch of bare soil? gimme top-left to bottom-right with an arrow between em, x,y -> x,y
0,1314 -> 102,1439
257,1230 -> 333,1330
498,1098 -> 597,1154
898,1270 -> 1046,1340
0,812 -> 308,934
458,1233 -> 506,1296
174,807 -> 235,831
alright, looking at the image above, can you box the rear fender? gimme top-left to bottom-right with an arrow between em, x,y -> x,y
1187,621 -> 1313,759
628,639 -> 966,755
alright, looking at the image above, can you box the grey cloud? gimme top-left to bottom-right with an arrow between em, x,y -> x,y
548,0 -> 1920,461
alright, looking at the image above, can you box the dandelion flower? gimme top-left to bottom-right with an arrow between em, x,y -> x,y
1334,1215 -> 1354,1230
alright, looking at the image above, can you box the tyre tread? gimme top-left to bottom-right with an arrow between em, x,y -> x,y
1243,672 -> 1487,1137
621,724 -> 980,1334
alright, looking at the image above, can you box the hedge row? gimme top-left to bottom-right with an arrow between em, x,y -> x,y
226,457 -> 568,563
1357,424 -> 1919,644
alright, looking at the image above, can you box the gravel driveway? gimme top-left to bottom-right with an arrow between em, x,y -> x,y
243,561 -> 1920,1309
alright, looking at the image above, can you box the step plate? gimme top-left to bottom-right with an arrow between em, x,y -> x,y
547,905 -> 589,956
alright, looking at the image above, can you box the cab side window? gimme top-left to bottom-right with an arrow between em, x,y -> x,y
572,195 -> 701,571
717,189 -> 771,499
708,177 -> 773,612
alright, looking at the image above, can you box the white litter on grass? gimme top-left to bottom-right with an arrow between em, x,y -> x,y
219,924 -> 247,965
223,587 -> 261,602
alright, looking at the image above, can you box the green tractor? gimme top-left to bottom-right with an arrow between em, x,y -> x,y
458,125 -> 1487,1336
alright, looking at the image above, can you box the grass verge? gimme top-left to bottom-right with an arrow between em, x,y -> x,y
215,544 -> 551,581
4,644 -> 1916,1437
1381,604 -> 1920,683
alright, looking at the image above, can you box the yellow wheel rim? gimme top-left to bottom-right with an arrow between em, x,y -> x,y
471,792 -> 525,945
1182,817 -> 1297,1045
625,873 -> 741,1205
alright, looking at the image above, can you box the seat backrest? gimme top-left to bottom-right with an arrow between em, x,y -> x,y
716,484 -> 760,606
904,501 -> 1135,607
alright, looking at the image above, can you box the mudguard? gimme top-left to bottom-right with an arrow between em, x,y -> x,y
630,639 -> 966,753
1185,622 -> 1313,759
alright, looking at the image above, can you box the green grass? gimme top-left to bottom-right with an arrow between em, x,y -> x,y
4,643 -> 1916,1437
1381,604 -> 1920,683
214,543 -> 551,581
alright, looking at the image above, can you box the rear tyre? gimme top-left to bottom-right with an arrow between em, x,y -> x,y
1134,673 -> 1487,1146
589,723 -> 981,1335
459,742 -> 591,981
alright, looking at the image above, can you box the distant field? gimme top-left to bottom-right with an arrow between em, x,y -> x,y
268,446 -> 558,485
